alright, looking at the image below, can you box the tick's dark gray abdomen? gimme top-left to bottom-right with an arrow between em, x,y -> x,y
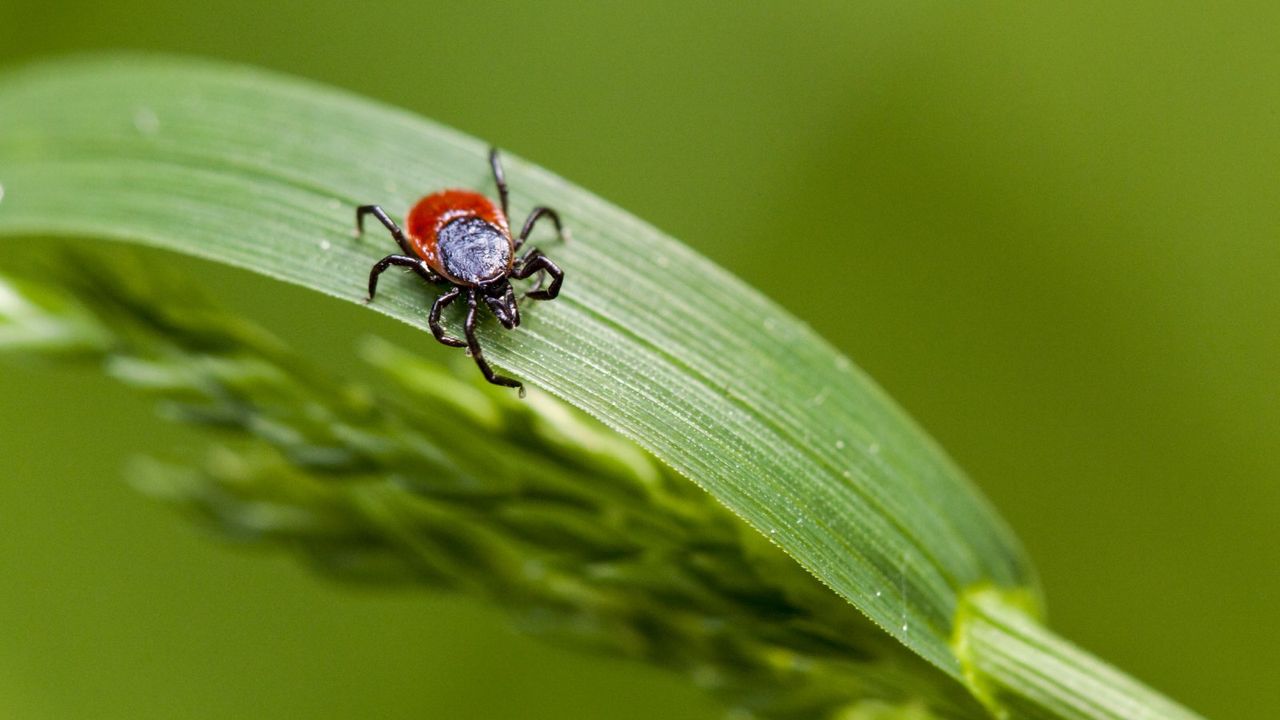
437,217 -> 512,285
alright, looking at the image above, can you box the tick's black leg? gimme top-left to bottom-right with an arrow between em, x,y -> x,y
410,263 -> 447,285
489,147 -> 510,219
428,287 -> 466,347
482,283 -> 521,329
464,289 -> 524,395
514,206 -> 568,252
366,254 -> 430,303
513,249 -> 564,300
356,204 -> 418,258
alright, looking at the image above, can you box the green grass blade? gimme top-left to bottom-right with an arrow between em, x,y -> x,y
0,55 -> 1029,681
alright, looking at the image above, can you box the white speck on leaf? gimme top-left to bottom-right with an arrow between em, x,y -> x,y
835,439 -> 845,450
319,240 -> 332,251
133,107 -> 160,135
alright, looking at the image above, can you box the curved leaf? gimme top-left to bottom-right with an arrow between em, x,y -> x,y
0,55 -> 1033,676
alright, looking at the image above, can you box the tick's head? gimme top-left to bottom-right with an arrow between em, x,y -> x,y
483,280 -> 520,329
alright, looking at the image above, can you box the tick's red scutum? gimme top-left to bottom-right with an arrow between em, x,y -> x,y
405,189 -> 512,281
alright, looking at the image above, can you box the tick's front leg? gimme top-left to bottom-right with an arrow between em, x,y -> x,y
428,287 -> 466,348
463,289 -> 524,395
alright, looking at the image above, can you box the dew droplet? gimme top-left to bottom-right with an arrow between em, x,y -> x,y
522,559 -> 547,580
692,665 -> 722,688
835,440 -> 845,450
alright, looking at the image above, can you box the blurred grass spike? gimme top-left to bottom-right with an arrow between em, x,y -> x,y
0,270 -> 111,355
0,255 -> 982,719
0,56 -> 1204,720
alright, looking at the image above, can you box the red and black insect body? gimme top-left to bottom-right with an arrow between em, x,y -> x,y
356,148 -> 565,394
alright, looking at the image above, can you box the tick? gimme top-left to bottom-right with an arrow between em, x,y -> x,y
356,148 -> 566,395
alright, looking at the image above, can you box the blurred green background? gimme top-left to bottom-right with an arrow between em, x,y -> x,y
1,2 -> 1276,718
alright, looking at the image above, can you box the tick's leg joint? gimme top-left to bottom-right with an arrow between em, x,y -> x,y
356,204 -> 418,257
366,254 -> 430,303
514,249 -> 564,301
514,206 -> 567,252
489,148 -> 510,219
